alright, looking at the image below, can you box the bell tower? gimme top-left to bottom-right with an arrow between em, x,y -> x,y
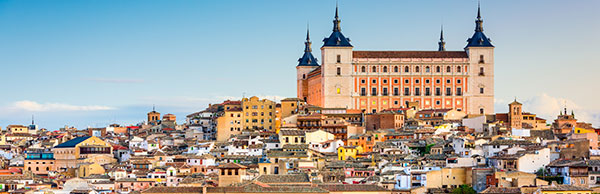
508,99 -> 523,129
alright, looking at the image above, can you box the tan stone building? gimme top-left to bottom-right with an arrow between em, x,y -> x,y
217,163 -> 247,186
53,136 -> 112,170
242,96 -> 276,131
297,6 -> 495,115
216,107 -> 243,142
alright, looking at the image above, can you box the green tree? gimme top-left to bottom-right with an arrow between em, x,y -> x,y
451,184 -> 476,194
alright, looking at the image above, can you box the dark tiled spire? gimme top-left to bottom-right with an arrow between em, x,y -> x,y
333,4 -> 341,32
323,4 -> 352,47
298,27 -> 319,66
466,2 -> 494,48
438,25 -> 446,51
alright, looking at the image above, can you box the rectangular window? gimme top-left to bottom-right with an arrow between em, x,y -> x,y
337,55 -> 341,63
425,88 -> 431,96
446,87 -> 452,96
371,87 -> 377,96
382,88 -> 388,96
414,88 -> 420,96
479,67 -> 485,76
456,88 -> 462,96
393,88 -> 399,96
480,87 -> 484,94
336,67 -> 341,75
479,55 -> 484,64
436,88 -> 441,96
404,88 -> 410,96
361,88 -> 366,96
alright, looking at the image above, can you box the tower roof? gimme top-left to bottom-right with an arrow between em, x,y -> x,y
322,4 -> 352,47
466,3 -> 494,48
509,99 -> 522,106
298,28 -> 319,67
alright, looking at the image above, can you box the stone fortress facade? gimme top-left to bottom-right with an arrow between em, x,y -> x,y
297,5 -> 495,115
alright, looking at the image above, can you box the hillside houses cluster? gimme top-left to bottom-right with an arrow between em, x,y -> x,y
0,97 -> 597,194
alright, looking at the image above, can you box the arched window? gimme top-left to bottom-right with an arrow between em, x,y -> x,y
372,66 -> 377,72
383,66 -> 388,72
446,66 -> 451,73
361,66 -> 366,72
404,66 -> 409,72
425,66 -> 430,72
46,167 -> 49,171
36,167 -> 39,171
302,74 -> 305,79
415,66 -> 420,72
394,66 -> 398,72
436,66 -> 441,73
457,66 -> 461,73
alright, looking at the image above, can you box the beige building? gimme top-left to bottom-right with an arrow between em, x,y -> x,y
7,125 -> 29,134
242,96 -> 277,131
217,163 -> 247,186
216,107 -> 243,142
53,136 -> 112,170
425,167 -> 470,189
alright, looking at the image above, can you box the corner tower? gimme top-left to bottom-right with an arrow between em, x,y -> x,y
297,28 -> 320,102
321,5 -> 353,108
465,3 -> 495,114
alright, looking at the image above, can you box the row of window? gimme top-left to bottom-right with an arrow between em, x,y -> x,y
358,65 -> 466,74
360,78 -> 463,85
360,87 -> 464,96
246,105 -> 274,109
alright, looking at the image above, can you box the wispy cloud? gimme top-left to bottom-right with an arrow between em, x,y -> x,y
84,78 -> 144,84
11,100 -> 115,112
496,93 -> 599,127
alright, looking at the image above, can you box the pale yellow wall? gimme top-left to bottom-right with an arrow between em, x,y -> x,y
306,130 -> 334,143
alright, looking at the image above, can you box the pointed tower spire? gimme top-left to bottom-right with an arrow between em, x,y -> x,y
333,2 -> 341,32
475,2 -> 483,32
438,25 -> 446,51
32,115 -> 35,125
477,1 -> 481,20
305,25 -> 312,53
152,104 -> 156,112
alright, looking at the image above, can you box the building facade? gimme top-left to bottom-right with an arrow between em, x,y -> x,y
297,6 -> 494,115
241,96 -> 277,131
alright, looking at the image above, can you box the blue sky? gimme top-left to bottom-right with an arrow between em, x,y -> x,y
0,0 -> 599,129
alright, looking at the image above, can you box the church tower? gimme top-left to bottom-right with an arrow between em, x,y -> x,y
296,28 -> 320,102
465,3 -> 495,115
147,105 -> 160,125
508,99 -> 523,129
321,5 -> 353,108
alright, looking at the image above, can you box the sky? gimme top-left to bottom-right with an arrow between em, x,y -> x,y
0,0 -> 599,129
